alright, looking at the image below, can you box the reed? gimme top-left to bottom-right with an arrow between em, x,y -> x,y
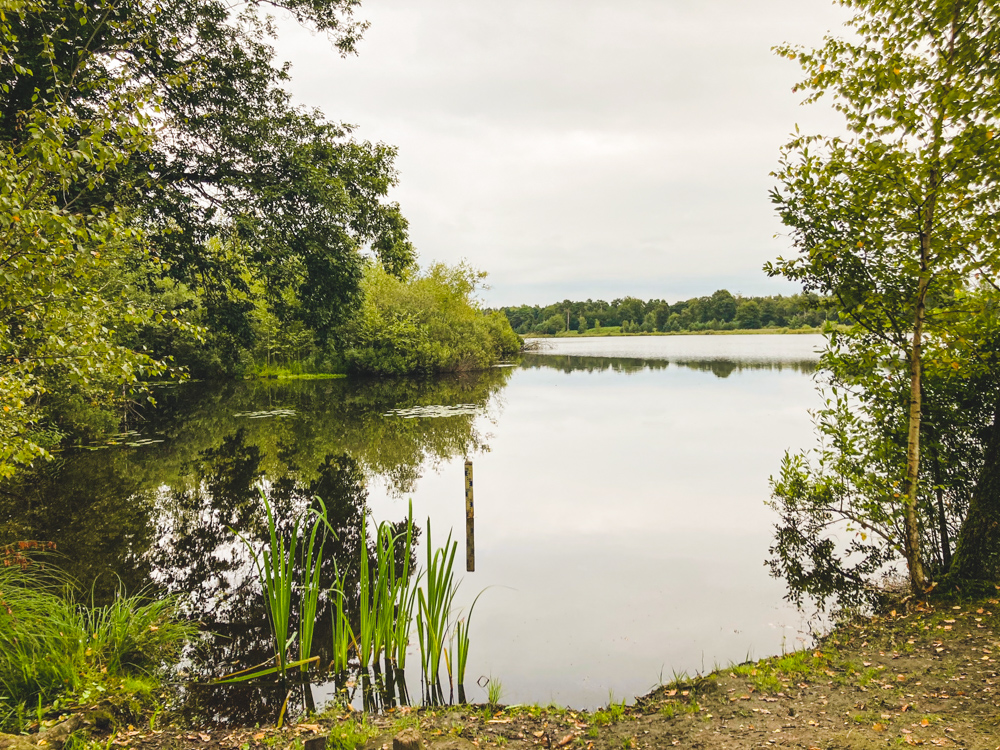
356,507 -> 419,671
233,490 -> 330,678
357,513 -> 376,670
236,493 -> 297,673
416,518 -> 458,686
391,504 -> 418,669
454,589 -> 484,686
330,567 -> 354,673
298,516 -> 324,673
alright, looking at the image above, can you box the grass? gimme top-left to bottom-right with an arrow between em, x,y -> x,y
487,677 -> 504,707
325,715 -> 377,750
251,363 -> 347,380
0,560 -> 193,731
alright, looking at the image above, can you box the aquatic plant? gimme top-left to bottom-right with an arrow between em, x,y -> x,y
232,490 -> 330,677
299,515 -> 325,673
356,505 -> 419,672
416,519 -> 458,686
330,568 -> 354,674
455,590 -> 485,686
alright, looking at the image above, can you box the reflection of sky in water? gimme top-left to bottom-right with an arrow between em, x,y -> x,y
366,338 -> 823,708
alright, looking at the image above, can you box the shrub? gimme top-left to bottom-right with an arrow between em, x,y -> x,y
341,263 -> 522,375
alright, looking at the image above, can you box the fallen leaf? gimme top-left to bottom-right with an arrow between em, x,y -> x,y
555,734 -> 574,748
533,731 -> 545,738
873,723 -> 887,732
921,718 -> 931,727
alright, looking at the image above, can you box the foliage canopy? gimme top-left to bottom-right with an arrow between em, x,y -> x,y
767,0 -> 1000,605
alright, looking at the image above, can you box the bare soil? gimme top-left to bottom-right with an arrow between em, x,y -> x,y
28,595 -> 1000,750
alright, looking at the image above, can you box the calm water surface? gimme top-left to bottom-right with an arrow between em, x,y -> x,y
2,334 -> 825,717
364,334 -> 825,706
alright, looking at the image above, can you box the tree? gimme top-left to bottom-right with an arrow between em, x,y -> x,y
0,2 -> 184,476
708,289 -> 737,323
735,300 -> 762,330
4,0 -> 414,373
768,0 -> 1000,594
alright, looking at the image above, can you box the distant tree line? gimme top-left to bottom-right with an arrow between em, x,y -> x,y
498,290 -> 840,335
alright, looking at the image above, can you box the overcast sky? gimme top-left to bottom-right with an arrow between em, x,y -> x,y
271,0 -> 853,307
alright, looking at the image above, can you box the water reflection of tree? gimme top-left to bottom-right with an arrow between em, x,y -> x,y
519,353 -> 816,378
155,430 -> 403,725
0,369 -> 508,595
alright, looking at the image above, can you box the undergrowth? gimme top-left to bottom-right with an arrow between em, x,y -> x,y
0,558 -> 195,732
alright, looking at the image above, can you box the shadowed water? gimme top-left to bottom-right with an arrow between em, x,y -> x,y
0,335 -> 825,720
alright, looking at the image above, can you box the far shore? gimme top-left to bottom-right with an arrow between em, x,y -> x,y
522,325 -> 832,339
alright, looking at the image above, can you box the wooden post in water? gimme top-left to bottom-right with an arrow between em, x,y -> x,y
464,460 -> 475,572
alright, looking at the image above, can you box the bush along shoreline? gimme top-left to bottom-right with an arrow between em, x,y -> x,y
338,263 -> 522,376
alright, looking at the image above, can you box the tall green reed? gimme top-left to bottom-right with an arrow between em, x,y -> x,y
330,567 -> 354,673
232,490 -> 330,677
298,515 -> 324,673
454,589 -> 484,686
356,504 -> 418,672
416,518 -> 458,686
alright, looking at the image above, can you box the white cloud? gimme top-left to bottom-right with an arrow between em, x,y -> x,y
272,0 -> 853,305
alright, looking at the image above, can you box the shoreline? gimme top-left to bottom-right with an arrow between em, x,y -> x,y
523,326 -> 831,339
46,592 -> 999,750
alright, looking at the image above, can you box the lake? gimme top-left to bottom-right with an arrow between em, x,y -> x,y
1,333 -> 825,720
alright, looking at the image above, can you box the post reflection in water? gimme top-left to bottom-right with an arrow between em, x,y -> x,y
465,460 -> 475,573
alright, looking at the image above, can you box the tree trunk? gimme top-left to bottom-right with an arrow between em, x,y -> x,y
903,279 -> 928,592
950,398 -> 1000,582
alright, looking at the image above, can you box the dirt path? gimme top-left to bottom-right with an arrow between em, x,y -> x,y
47,595 -> 1000,750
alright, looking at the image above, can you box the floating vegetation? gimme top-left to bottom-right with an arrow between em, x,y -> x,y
81,430 -> 165,450
233,409 -> 298,419
383,404 -> 480,419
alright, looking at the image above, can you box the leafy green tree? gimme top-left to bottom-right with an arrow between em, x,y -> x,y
768,0 -> 1000,593
735,300 -> 762,330
4,0 -> 413,373
0,3 -> 185,477
708,290 -> 737,323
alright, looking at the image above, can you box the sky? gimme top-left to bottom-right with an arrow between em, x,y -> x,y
271,0 -> 854,307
